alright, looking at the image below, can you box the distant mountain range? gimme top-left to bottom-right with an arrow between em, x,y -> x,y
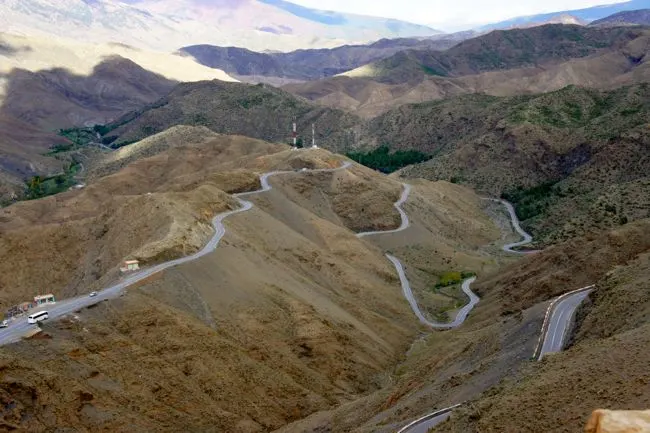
0,0 -> 441,52
284,24 -> 650,117
341,25 -> 642,84
482,0 -> 650,30
179,37 -> 461,82
590,8 -> 650,26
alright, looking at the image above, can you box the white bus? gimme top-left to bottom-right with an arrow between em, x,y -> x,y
27,311 -> 49,324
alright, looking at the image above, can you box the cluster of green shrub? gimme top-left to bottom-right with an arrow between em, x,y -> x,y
346,145 -> 431,173
434,271 -> 476,289
58,127 -> 97,146
501,181 -> 559,221
25,162 -> 81,200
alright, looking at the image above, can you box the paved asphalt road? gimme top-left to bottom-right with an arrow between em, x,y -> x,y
0,161 -> 352,346
539,288 -> 593,359
394,196 -> 552,432
357,184 -> 411,238
484,198 -> 537,254
397,411 -> 454,433
357,184 -> 480,329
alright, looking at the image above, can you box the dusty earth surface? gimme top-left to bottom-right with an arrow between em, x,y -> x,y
4,125 -> 646,433
0,128 -> 286,308
437,228 -> 650,433
0,130 -> 507,432
270,217 -> 650,432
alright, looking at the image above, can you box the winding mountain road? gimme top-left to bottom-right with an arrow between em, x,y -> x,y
356,184 -> 479,330
394,197 -> 542,433
395,198 -> 595,432
0,161 -> 352,346
395,405 -> 461,433
483,198 -> 536,253
537,286 -> 594,360
1,158 -> 595,433
357,184 -> 411,238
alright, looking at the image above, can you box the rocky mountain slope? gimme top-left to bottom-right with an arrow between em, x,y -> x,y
270,214 -> 649,432
0,32 -> 236,203
179,37 -> 461,83
341,25 -> 643,84
93,80 -> 361,151
3,58 -> 176,134
284,25 -> 650,117
481,0 -> 650,30
590,8 -> 650,26
0,0 -> 439,53
1,132 -> 645,432
0,131 -> 501,431
369,84 -> 650,245
436,219 -> 650,433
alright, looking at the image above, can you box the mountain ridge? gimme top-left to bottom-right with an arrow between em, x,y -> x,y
93,80 -> 361,151
283,25 -> 650,118
179,37 -> 461,82
590,8 -> 650,26
1,0 -> 441,52
342,25 -> 644,84
480,0 -> 650,30
379,83 -> 650,245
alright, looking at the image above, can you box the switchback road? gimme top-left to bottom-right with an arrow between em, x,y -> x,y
0,160 -> 352,346
357,184 -> 479,330
394,197 -> 548,432
484,198 -> 536,253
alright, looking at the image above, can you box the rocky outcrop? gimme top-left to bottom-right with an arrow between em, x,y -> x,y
585,409 -> 650,433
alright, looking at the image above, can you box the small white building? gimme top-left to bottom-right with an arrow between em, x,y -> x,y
120,260 -> 140,273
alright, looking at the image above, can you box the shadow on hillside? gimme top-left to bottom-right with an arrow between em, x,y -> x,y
0,56 -> 178,198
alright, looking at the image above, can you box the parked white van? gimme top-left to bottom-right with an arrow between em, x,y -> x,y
27,311 -> 49,324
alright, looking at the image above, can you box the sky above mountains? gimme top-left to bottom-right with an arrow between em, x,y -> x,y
290,0 -> 629,30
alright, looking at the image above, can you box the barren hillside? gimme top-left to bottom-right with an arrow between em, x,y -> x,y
366,84 -> 650,245
272,218 -> 650,433
0,32 -> 236,203
0,129 -> 505,432
180,37 -> 460,82
285,30 -> 650,118
590,8 -> 650,27
434,220 -> 650,433
97,80 -> 361,152
343,25 -> 644,84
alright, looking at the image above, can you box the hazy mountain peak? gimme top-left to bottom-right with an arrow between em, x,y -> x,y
590,8 -> 650,26
0,0 -> 440,52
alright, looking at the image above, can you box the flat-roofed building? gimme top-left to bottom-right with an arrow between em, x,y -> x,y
33,294 -> 55,305
120,260 -> 140,273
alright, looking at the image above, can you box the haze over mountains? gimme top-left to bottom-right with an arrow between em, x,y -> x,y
590,8 -> 650,26
481,0 -> 650,30
0,0 -> 440,52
